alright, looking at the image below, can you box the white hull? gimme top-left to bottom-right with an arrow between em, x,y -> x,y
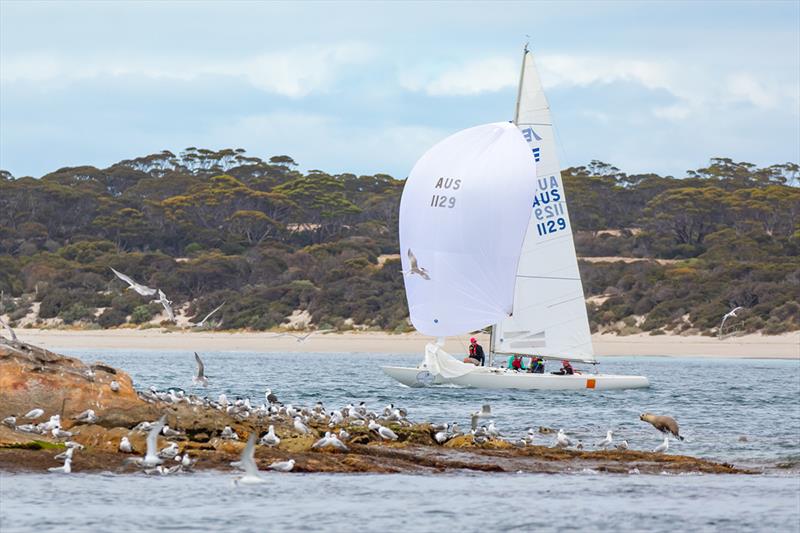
382,356 -> 649,391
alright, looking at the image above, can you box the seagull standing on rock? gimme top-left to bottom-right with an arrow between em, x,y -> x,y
369,420 -> 399,441
268,459 -> 296,473
653,437 -> 669,453
555,429 -> 571,448
293,416 -> 311,435
597,430 -> 613,449
260,425 -> 280,447
119,436 -> 133,453
265,389 -> 279,405
73,409 -> 98,424
24,408 -> 44,420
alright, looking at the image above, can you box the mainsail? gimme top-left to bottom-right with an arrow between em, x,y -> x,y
493,47 -> 596,363
400,122 -> 538,337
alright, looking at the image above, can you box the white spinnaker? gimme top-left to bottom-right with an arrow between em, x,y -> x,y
493,48 -> 595,363
400,122 -> 537,337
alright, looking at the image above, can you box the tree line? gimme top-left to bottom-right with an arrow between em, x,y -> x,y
0,150 -> 797,336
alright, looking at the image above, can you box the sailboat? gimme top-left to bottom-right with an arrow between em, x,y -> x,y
381,46 -> 649,391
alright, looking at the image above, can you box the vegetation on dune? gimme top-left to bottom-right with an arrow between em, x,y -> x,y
0,150 -> 797,335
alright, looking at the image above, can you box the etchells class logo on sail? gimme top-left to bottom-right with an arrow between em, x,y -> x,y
521,127 -> 542,162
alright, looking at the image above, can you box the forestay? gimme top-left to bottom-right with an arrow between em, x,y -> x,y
400,122 -> 537,337
493,48 -> 595,363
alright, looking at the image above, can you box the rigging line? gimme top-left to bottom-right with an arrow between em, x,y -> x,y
515,275 -> 580,281
546,295 -> 585,308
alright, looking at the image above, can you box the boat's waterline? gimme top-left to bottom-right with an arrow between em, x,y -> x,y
381,365 -> 649,390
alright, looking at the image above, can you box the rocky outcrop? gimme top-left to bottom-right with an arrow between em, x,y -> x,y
0,338 -> 747,475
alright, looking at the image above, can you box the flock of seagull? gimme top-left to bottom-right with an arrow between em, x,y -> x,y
2,354 -> 685,481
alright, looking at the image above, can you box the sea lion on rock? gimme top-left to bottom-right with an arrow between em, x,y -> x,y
640,413 -> 684,440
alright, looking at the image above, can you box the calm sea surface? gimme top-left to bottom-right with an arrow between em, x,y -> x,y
1,349 -> 799,532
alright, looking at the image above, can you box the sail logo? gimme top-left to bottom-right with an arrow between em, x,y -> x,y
521,127 -> 542,142
531,147 -> 541,162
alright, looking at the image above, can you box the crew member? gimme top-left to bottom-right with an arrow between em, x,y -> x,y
466,337 -> 485,366
551,360 -> 575,375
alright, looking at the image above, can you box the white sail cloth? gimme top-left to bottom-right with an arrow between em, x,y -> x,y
494,48 -> 595,363
422,343 -> 476,379
399,122 -> 537,337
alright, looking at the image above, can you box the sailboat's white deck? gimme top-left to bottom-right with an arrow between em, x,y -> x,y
381,364 -> 649,391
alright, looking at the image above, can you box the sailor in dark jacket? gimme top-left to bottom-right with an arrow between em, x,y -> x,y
468,337 -> 485,366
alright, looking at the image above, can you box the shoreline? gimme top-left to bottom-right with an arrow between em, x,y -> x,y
7,329 -> 799,359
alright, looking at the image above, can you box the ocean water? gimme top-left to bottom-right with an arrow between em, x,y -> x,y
2,350 -> 799,532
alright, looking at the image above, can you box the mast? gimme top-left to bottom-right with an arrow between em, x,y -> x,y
513,42 -> 529,125
493,42 -> 530,360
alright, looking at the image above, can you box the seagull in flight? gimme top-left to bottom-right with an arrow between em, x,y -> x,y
718,306 -> 744,338
193,352 -> 208,386
403,249 -> 430,280
153,289 -> 175,323
110,267 -> 157,297
195,302 -> 225,328
234,433 -> 265,485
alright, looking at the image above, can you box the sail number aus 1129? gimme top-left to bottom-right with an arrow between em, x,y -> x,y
429,177 -> 461,209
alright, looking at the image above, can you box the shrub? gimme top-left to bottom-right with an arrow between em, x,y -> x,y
130,305 -> 156,324
98,308 -> 127,328
60,303 -> 94,324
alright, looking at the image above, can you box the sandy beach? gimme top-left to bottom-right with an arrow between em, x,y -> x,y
10,328 -> 799,359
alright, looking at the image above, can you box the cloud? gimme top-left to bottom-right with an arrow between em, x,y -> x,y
400,57 -> 518,96
207,111 -> 448,176
0,43 -> 375,97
